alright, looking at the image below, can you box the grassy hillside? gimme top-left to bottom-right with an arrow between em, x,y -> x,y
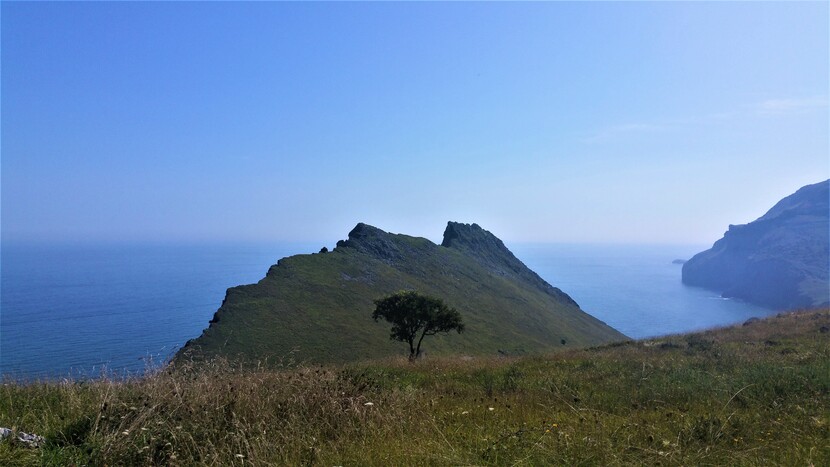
2,310 -> 827,466
180,222 -> 625,364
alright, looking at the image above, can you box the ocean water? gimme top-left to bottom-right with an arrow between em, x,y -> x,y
0,242 -> 318,380
511,244 -> 776,339
1,241 -> 775,380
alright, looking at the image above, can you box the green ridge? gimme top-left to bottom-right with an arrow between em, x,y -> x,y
178,222 -> 625,364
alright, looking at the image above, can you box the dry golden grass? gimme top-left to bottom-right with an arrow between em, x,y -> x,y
1,309 -> 828,465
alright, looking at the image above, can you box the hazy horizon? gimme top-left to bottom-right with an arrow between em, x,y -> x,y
3,2 -> 828,245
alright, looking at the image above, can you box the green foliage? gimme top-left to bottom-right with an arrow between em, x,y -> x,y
372,291 -> 464,359
179,224 -> 626,365
3,310 -> 826,466
48,415 -> 92,447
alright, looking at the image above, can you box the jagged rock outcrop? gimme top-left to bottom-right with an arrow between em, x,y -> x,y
441,222 -> 578,307
179,222 -> 625,364
682,180 -> 829,310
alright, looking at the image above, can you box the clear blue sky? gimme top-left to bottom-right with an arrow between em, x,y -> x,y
2,2 -> 828,245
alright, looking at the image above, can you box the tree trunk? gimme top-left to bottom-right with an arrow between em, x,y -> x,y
415,328 -> 429,360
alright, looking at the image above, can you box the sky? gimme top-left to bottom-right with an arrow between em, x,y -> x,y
2,2 -> 828,245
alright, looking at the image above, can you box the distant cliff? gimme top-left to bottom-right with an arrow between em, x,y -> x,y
179,222 -> 625,364
682,180 -> 829,310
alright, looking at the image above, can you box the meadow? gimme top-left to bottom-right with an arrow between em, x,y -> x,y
1,310 -> 827,466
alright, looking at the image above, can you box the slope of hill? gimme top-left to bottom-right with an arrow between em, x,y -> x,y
2,310 -> 827,465
683,180 -> 830,310
178,222 -> 625,364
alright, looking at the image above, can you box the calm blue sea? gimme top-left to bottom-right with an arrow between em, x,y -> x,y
1,242 -> 776,380
511,244 -> 775,338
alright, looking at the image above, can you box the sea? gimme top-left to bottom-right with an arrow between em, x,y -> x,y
0,241 -> 777,380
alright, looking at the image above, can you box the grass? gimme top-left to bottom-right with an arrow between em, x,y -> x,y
1,309 -> 828,465
184,224 -> 625,365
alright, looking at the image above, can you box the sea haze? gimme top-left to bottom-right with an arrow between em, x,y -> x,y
1,241 -> 775,380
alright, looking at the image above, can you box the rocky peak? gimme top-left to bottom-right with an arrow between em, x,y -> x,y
442,221 -> 520,272
330,221 -> 578,307
442,221 -> 578,306
441,222 -> 510,254
347,222 -> 387,242
335,223 -> 403,262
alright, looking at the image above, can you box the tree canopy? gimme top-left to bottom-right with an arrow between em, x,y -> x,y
372,291 -> 464,360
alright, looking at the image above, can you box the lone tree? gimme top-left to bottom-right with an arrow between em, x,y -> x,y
372,291 -> 464,360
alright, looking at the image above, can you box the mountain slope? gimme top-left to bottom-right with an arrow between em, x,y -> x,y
179,222 -> 625,364
682,180 -> 830,309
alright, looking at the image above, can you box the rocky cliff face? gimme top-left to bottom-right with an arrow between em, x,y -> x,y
180,222 -> 625,365
441,222 -> 579,307
682,180 -> 829,310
